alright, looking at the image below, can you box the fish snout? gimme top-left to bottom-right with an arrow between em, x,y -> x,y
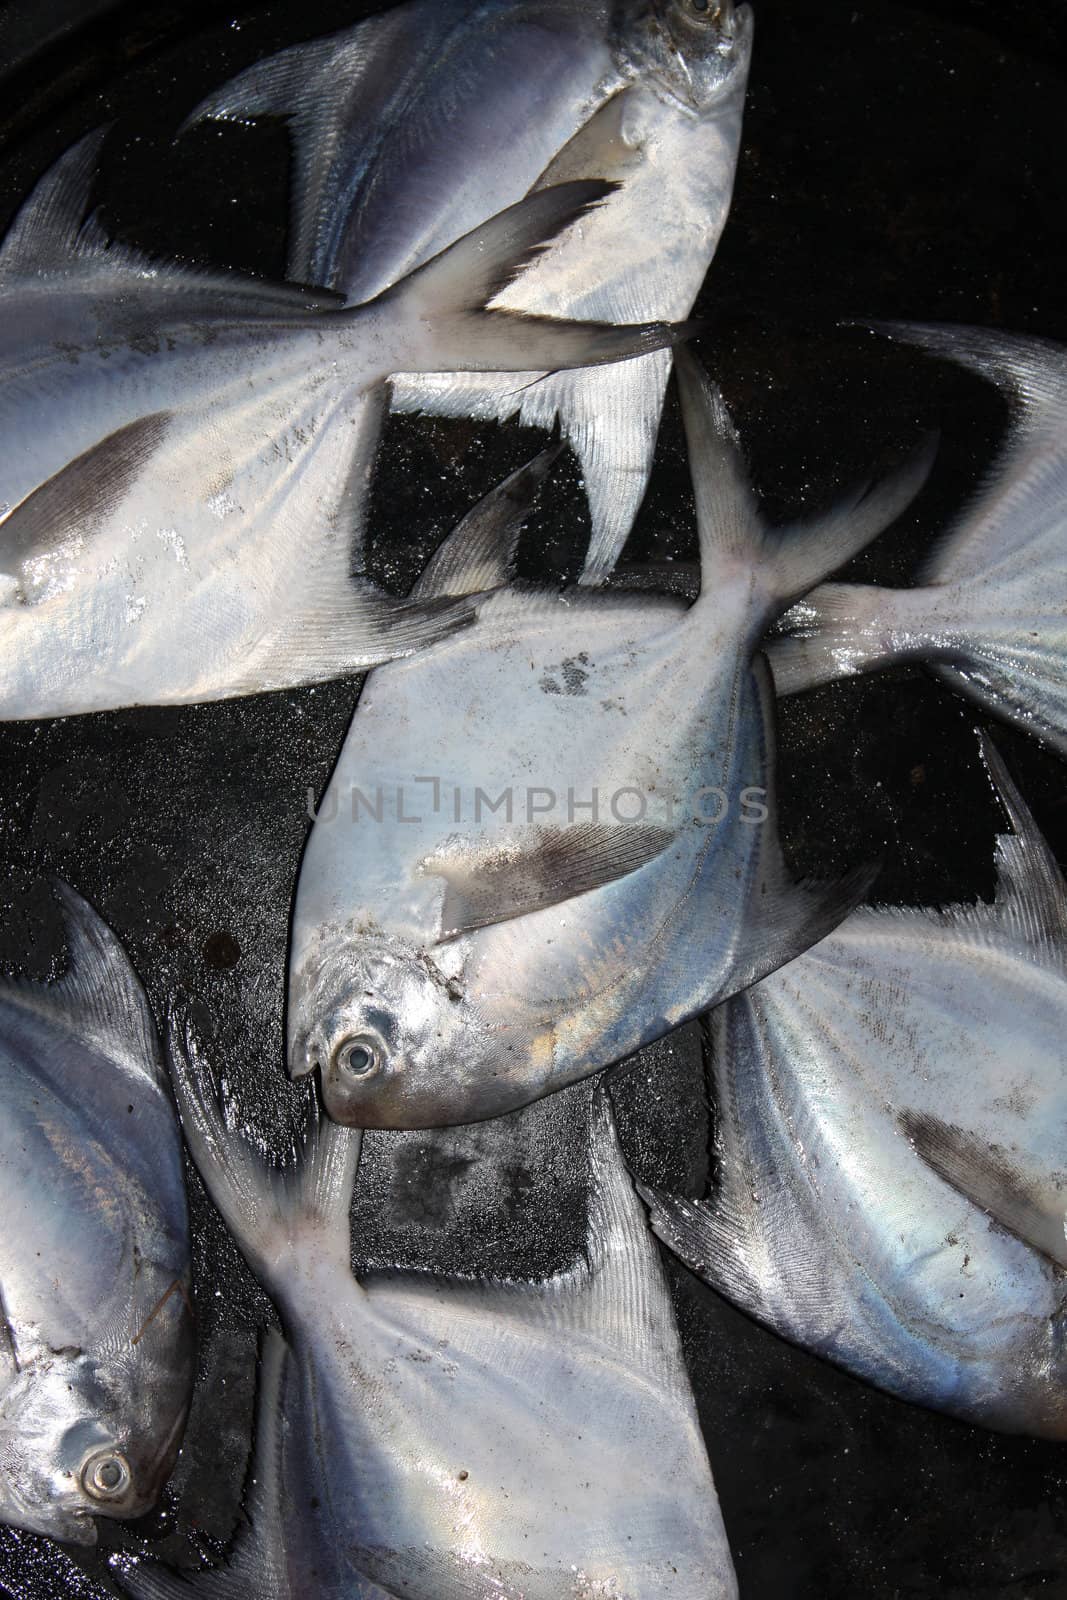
0,1464 -> 95,1548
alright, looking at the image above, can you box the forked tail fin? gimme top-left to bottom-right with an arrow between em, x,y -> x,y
675,349 -> 935,622
360,182 -> 696,380
165,1003 -> 360,1303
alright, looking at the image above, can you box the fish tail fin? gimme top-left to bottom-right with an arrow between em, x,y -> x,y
362,182 -> 696,379
675,348 -> 936,618
117,1328 -> 295,1600
165,1003 -> 359,1299
855,320 -> 1067,413
765,581 -> 924,694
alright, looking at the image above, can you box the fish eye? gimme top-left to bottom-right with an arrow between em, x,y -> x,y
680,0 -> 722,20
81,1450 -> 132,1502
333,1034 -> 382,1081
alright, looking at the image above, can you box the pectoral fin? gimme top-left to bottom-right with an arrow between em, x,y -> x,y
2,413 -> 172,603
900,1109 -> 1067,1269
424,821 -> 674,940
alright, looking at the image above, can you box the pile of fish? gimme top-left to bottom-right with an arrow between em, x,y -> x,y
0,0 -> 1063,1594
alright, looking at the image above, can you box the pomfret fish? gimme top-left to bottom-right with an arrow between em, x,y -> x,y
770,325 -> 1067,754
0,135 -> 685,720
189,0 -> 754,582
287,351 -> 931,1129
0,884 -> 193,1545
646,737 -> 1067,1437
119,1027 -> 738,1600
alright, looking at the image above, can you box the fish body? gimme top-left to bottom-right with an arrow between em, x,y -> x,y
121,1036 -> 738,1600
0,137 -> 683,720
191,0 -> 754,580
287,353 -> 930,1128
647,739 -> 1067,1437
770,326 -> 1067,755
0,885 -> 193,1544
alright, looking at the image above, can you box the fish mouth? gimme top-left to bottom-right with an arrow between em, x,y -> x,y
0,1481 -> 96,1547
55,1510 -> 97,1546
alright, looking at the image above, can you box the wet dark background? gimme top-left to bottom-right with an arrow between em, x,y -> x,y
0,0 -> 1066,1594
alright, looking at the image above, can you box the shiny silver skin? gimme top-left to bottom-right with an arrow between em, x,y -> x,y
647,738 -> 1067,1437
394,0 -> 754,581
0,884 -> 193,1545
191,0 -> 753,582
770,326 -> 1067,755
192,0 -> 626,301
120,1031 -> 737,1600
0,135 -> 683,720
287,352 -> 930,1128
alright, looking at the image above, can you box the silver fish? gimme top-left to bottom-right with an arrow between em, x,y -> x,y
287,351 -> 930,1129
770,325 -> 1067,755
0,135 -> 685,720
189,0 -> 754,582
118,1023 -> 738,1600
0,884 -> 193,1545
646,736 -> 1067,1437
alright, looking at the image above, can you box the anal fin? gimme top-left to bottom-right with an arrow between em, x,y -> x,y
0,129 -> 108,278
640,1183 -> 769,1319
245,584 -> 480,693
706,654 -> 877,1001
411,438 -> 562,601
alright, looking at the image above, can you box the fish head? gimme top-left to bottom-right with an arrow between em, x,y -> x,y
620,0 -> 754,113
0,1350 -> 186,1542
288,937 -> 516,1128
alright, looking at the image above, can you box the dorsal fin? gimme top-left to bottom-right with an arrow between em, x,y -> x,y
0,128 -> 109,278
0,130 -> 349,301
181,33 -> 345,286
411,438 -> 561,601
978,731 -> 1067,948
0,880 -> 164,1090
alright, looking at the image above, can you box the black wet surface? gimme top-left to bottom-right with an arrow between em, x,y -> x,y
0,0 -> 1065,1594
